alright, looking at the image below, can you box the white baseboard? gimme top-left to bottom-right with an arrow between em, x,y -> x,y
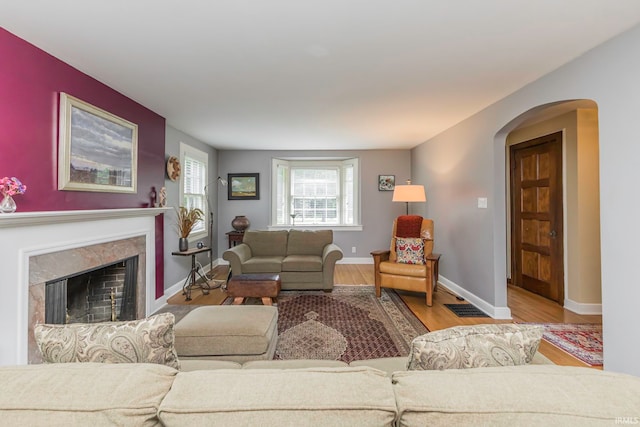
564,298 -> 602,315
438,276 -> 512,320
337,257 -> 373,264
150,259 -> 222,314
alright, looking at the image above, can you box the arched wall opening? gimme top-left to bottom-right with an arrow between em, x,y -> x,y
495,99 -> 602,314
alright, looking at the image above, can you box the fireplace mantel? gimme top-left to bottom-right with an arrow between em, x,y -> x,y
0,207 -> 168,365
0,207 -> 170,228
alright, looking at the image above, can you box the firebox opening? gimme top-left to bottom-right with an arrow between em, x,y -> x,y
45,256 -> 138,324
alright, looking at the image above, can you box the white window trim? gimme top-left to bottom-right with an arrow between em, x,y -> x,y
179,142 -> 208,240
270,157 -> 362,230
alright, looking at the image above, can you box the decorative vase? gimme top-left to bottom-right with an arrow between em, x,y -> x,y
0,194 -> 16,213
231,215 -> 250,232
178,237 -> 189,252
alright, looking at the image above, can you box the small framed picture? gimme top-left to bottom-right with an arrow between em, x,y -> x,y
378,175 -> 395,191
228,173 -> 260,200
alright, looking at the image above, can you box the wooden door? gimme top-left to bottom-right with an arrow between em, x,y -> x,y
510,132 -> 564,304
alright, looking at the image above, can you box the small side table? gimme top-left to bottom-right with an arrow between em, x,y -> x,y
226,230 -> 245,248
171,246 -> 212,301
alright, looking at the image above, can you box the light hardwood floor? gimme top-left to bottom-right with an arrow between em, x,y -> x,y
167,263 -> 602,368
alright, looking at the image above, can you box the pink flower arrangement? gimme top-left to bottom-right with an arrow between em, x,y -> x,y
0,177 -> 27,197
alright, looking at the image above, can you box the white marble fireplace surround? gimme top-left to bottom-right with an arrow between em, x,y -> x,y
0,208 -> 167,366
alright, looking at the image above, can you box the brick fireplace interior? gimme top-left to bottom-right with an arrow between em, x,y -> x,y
45,257 -> 138,325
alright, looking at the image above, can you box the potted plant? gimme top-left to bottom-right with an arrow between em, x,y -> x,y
176,206 -> 204,251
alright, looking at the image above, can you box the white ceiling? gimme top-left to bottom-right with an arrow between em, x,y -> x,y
3,1 -> 640,151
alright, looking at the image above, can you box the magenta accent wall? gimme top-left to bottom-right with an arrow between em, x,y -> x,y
0,29 -> 166,298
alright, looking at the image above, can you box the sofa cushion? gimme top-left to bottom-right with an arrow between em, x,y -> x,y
279,271 -> 324,286
243,359 -> 348,369
158,367 -> 397,426
241,256 -> 284,273
174,306 -> 278,357
179,360 -> 242,371
282,254 -> 323,272
287,229 -> 333,256
393,365 -> 640,426
243,230 -> 289,256
0,363 -> 176,425
33,313 -> 180,369
349,357 -> 408,377
379,261 -> 427,277
406,324 -> 543,370
349,352 -> 553,377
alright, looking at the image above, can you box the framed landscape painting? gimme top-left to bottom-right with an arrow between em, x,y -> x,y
58,93 -> 138,193
228,173 -> 260,200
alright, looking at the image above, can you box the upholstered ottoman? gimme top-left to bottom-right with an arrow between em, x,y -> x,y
226,273 -> 281,305
174,306 -> 278,363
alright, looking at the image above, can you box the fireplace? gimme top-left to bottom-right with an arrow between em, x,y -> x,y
27,236 -> 147,363
0,207 -> 166,365
45,257 -> 138,324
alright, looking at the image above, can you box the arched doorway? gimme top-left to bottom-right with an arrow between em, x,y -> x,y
502,100 -> 602,314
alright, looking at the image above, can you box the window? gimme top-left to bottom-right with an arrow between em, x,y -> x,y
180,143 -> 208,237
271,158 -> 360,228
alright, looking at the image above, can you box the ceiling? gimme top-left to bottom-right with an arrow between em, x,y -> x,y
3,1 -> 640,151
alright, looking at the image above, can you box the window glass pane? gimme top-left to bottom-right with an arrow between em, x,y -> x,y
343,164 -> 354,224
275,164 -> 287,224
183,154 -> 206,234
290,167 -> 339,225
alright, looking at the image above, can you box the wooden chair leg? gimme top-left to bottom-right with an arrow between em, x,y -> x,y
261,297 -> 273,306
232,297 -> 244,305
425,254 -> 440,306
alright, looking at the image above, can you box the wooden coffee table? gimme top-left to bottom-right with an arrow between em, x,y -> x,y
225,273 -> 281,306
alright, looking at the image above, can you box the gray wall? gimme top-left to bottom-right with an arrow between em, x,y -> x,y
163,125 -> 220,291
216,149 -> 411,260
158,23 -> 640,375
410,24 -> 640,375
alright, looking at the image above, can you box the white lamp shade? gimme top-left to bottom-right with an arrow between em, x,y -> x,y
392,184 -> 426,202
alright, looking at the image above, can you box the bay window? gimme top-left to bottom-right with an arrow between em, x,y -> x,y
271,157 -> 360,228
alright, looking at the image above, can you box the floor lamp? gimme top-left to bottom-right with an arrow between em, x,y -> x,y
392,179 -> 426,214
205,176 -> 227,283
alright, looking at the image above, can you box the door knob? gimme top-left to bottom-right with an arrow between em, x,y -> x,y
549,230 -> 557,238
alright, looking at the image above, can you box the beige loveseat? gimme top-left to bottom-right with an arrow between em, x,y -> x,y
1,360 -> 639,426
222,229 -> 343,291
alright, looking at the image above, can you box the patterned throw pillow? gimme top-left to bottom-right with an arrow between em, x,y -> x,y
34,313 -> 180,369
396,237 -> 425,264
406,324 -> 543,370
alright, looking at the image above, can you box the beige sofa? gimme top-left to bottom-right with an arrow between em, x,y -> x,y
222,229 -> 343,291
1,360 -> 639,426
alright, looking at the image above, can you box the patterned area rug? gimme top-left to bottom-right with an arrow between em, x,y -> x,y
158,285 -> 429,363
526,323 -> 603,366
271,286 -> 428,363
